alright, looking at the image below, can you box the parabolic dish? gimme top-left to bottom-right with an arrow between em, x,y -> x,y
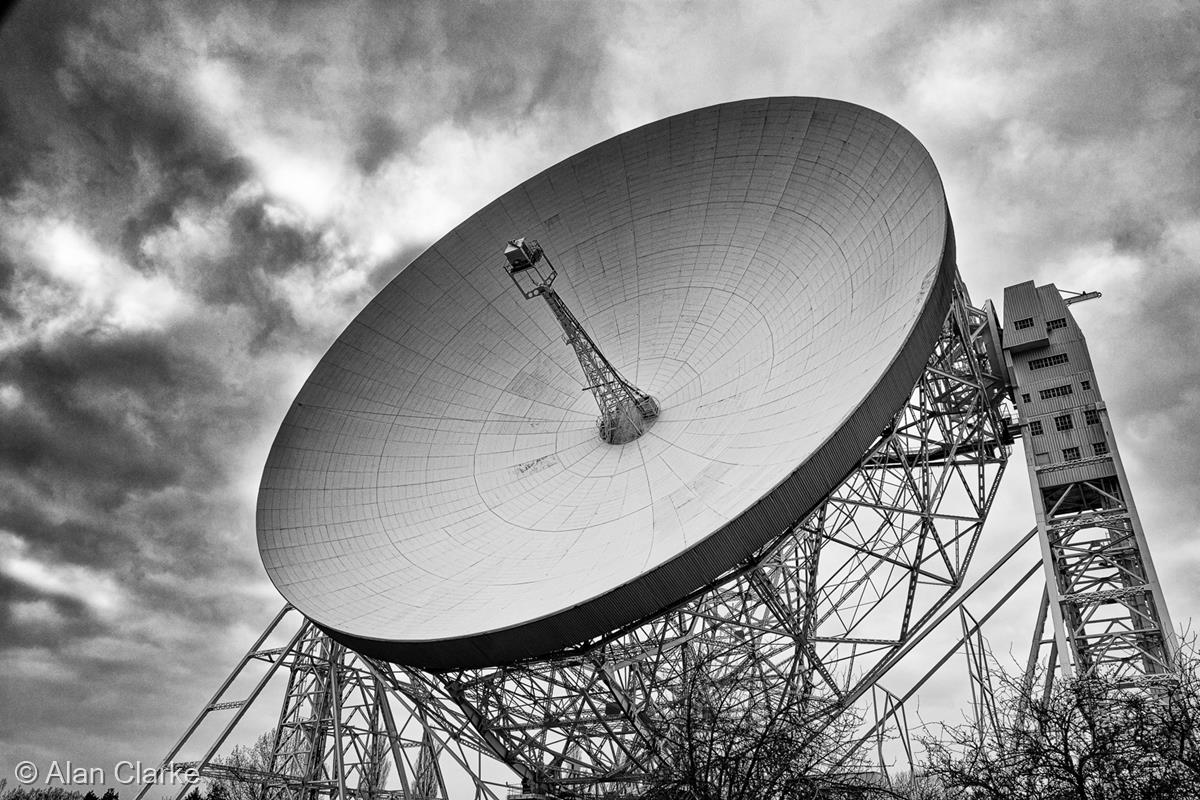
257,97 -> 955,670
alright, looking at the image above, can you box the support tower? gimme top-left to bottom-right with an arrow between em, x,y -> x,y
1003,281 -> 1176,685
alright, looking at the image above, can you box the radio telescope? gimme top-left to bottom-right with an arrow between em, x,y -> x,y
256,97 -> 955,670
143,96 -> 1176,800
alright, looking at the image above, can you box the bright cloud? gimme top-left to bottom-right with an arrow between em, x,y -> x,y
8,218 -> 188,336
0,531 -> 124,618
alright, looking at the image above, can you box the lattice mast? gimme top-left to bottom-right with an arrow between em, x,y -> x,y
1002,281 -> 1176,685
503,238 -> 659,444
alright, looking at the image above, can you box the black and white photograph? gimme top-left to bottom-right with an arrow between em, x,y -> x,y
2,2 -> 1199,798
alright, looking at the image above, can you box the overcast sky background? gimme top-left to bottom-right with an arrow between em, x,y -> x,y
1,0 -> 1198,788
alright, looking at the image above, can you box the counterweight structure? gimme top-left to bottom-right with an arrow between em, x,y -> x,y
1003,281 -> 1176,685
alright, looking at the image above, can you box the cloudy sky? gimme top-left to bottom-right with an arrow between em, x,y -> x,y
1,0 -> 1198,787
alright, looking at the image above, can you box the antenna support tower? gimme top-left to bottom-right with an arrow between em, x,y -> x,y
349,277 -> 1007,796
1003,281 -> 1176,687
143,278 -> 1016,800
143,276 -> 1182,800
504,237 -> 659,444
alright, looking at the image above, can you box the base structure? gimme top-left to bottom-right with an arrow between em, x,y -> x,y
136,609 -> 488,800
143,277 -> 1036,799
424,277 -> 1012,796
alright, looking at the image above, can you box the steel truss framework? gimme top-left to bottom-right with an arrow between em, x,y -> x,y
397,277 -> 1013,797
1005,294 -> 1178,689
136,611 -> 501,800
1024,481 -> 1178,688
144,278 -> 1017,800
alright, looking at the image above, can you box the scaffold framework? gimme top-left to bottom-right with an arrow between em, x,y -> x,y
142,277 -> 1028,800
401,277 -> 1012,797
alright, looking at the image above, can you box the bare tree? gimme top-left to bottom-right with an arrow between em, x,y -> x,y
212,731 -> 275,800
638,637 -> 900,800
211,727 -> 392,800
920,641 -> 1200,800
